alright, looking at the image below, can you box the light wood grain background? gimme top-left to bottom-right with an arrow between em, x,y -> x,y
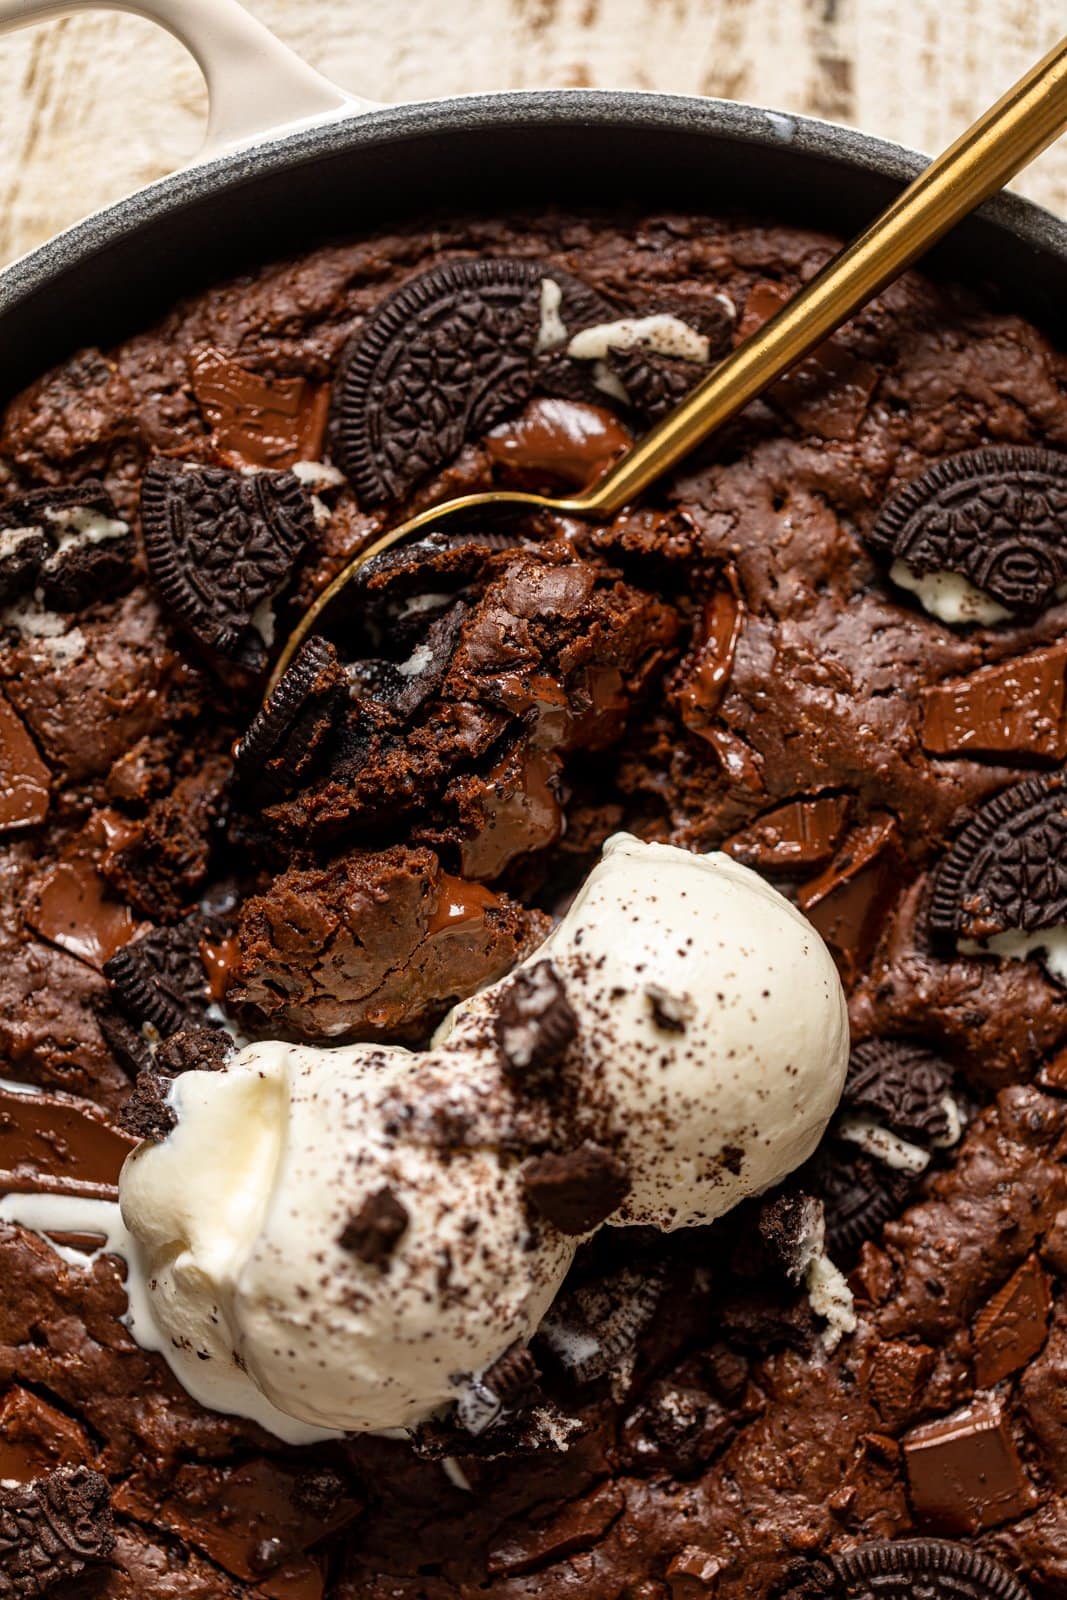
0,0 -> 1064,267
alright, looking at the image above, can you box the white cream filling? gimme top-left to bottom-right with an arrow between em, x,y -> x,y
41,505 -> 129,569
536,277 -> 568,354
250,596 -> 276,646
931,1093 -> 964,1149
961,924 -> 1067,985
888,559 -> 1013,626
806,1250 -> 857,1352
835,1114 -> 932,1174
591,362 -> 630,403
398,642 -> 434,678
0,524 -> 43,561
567,314 -> 711,365
291,459 -> 346,489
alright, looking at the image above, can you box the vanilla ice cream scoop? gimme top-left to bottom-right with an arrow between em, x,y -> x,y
119,834 -> 848,1436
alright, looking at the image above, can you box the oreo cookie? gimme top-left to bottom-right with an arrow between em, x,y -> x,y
608,295 -> 734,420
834,1539 -> 1031,1599
140,459 -> 314,669
234,635 -> 346,798
804,1143 -> 916,1256
494,960 -> 578,1083
843,1039 -> 955,1144
869,446 -> 1067,614
336,259 -> 614,503
0,1467 -> 114,1595
522,1141 -> 631,1235
103,919 -> 212,1038
928,770 -> 1067,945
0,482 -> 134,611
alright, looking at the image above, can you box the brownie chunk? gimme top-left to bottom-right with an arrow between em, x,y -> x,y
230,844 -> 549,1043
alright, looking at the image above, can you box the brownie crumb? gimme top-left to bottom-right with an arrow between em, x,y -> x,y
119,1071 -> 177,1144
0,1467 -> 114,1597
154,1026 -> 234,1078
523,1142 -> 631,1235
339,1186 -> 409,1268
291,1468 -> 347,1520
494,960 -> 578,1081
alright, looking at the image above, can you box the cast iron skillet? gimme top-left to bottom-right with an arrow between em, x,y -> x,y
0,0 -> 1065,408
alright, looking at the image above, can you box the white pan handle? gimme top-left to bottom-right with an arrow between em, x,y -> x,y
0,0 -> 374,162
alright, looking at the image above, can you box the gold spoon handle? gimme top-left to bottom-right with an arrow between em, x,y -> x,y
579,34 -> 1067,516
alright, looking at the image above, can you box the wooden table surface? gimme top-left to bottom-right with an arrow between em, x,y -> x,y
0,0 -> 1064,267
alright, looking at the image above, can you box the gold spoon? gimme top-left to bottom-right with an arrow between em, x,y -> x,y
269,34 -> 1067,697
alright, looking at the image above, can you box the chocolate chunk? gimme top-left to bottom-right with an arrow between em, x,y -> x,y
670,573 -> 745,739
119,1070 -> 177,1144
103,919 -> 211,1037
494,960 -> 578,1081
928,770 -> 1067,944
336,258 -> 613,503
0,482 -> 133,612
483,1341 -> 540,1407
922,644 -> 1067,762
338,1186 -> 409,1268
140,459 -> 313,668
0,690 -> 50,834
188,346 -> 329,470
805,1143 -> 916,1256
843,1039 -> 955,1144
724,795 -> 851,876
154,1026 -> 234,1077
797,816 -> 907,986
27,846 -> 140,971
758,1192 -> 825,1282
834,1538 -> 1032,1599
869,445 -> 1067,614
0,1081 -> 136,1199
902,1398 -> 1037,1533
486,398 -> 632,488
234,635 -> 346,798
664,1544 -> 724,1598
973,1255 -> 1051,1387
522,1142 -> 631,1235
0,1467 -> 114,1597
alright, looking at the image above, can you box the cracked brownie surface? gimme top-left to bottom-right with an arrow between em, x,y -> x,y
1,210 -> 1066,1598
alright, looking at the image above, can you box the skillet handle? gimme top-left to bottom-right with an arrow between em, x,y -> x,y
0,0 -> 375,160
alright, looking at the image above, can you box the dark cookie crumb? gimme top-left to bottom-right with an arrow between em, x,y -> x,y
154,1025 -> 234,1078
522,1142 -> 631,1235
119,1070 -> 177,1143
338,1186 -> 409,1268
494,960 -> 578,1081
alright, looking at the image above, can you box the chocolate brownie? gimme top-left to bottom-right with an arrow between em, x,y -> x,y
1,210 -> 1066,1599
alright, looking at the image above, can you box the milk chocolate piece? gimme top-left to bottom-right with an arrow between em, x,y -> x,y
1037,1043 -> 1067,1093
867,1340 -> 936,1428
0,1082 -> 136,1197
666,1545 -> 723,1598
0,690 -> 50,833
671,570 -> 744,737
902,1399 -> 1037,1533
869,445 -> 1067,614
797,815 -> 906,985
456,743 -> 563,880
0,1388 -> 91,1487
973,1255 -> 1051,1387
26,846 -> 140,971
922,644 -> 1067,761
724,795 -> 850,875
189,347 -> 330,470
486,397 -> 632,488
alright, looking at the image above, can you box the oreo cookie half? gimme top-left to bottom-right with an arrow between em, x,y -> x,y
869,446 -> 1067,616
834,1539 -> 1030,1600
928,770 -> 1067,945
234,635 -> 346,798
141,460 -> 314,668
336,259 -> 613,504
804,1143 -> 916,1256
103,920 -> 212,1038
